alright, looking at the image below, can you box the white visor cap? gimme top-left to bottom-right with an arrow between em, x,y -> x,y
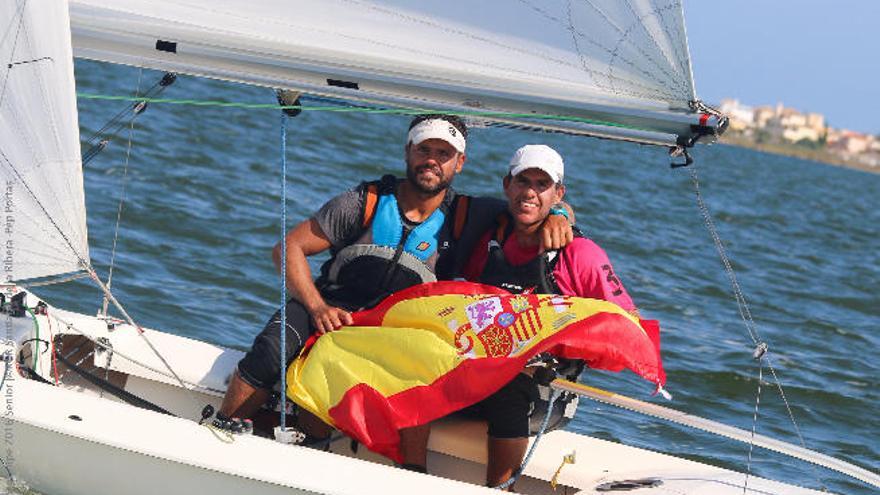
407,118 -> 466,153
508,144 -> 564,184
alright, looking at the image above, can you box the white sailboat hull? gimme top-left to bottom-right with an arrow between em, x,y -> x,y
4,289 -> 828,495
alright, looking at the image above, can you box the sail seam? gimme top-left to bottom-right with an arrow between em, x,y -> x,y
336,0 -> 584,73
582,0 -> 689,95
655,0 -> 691,84
0,149 -> 92,278
0,186 -> 86,262
621,0 -> 690,88
523,0 -> 683,102
0,0 -> 28,109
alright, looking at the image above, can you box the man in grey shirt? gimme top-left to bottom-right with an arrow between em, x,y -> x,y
219,114 -> 573,471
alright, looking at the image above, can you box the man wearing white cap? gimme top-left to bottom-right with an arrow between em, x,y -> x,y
217,116 -> 574,470
459,144 -> 639,488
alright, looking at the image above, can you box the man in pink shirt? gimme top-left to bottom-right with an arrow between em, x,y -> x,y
460,144 -> 638,488
463,144 -> 637,313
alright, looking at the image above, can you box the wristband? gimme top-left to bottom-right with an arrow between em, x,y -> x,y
549,205 -> 569,220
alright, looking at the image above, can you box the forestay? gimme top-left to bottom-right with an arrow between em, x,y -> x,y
69,0 -> 722,146
1,0 -> 89,283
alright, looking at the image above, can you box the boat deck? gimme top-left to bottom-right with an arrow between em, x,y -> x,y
5,289 -> 829,495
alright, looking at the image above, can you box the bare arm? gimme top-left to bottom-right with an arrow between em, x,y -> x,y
272,218 -> 353,334
538,201 -> 576,252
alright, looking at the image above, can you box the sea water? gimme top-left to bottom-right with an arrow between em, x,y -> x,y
33,60 -> 879,494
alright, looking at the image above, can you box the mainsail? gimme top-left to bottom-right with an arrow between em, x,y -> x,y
0,0 -> 89,283
69,0 -> 723,147
0,1 -> 719,279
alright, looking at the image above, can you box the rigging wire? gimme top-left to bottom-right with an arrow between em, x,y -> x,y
688,165 -> 828,492
100,69 -> 143,312
0,59 -> 203,415
48,310 -> 221,395
278,111 -> 289,433
689,165 -> 760,345
743,357 -> 764,494
82,73 -> 176,166
101,69 -> 143,317
763,355 -> 827,491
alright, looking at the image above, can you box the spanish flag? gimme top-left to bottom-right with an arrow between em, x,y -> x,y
287,281 -> 665,462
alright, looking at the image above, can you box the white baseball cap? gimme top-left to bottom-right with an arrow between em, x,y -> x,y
508,144 -> 564,184
407,118 -> 466,153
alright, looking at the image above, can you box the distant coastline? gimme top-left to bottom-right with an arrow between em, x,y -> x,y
717,99 -> 879,174
718,133 -> 879,174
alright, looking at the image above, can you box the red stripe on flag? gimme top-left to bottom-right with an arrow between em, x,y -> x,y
326,311 -> 665,462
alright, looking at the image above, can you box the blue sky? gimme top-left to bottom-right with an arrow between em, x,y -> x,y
684,1 -> 879,135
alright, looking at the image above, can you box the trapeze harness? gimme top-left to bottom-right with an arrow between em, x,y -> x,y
316,175 -> 470,310
477,213 -> 584,434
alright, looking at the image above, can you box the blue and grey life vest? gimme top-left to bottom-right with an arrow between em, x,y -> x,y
317,175 -> 470,310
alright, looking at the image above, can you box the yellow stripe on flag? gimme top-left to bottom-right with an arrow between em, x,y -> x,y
288,326 -> 461,424
288,293 -> 643,425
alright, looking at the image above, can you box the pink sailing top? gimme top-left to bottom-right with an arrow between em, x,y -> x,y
462,231 -> 637,313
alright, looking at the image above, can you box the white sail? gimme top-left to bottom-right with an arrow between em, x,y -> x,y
69,0 -> 722,147
0,0 -> 89,283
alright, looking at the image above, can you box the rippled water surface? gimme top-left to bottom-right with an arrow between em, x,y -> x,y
35,60 -> 879,494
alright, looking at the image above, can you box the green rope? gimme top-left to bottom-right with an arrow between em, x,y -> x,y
75,92 -> 647,131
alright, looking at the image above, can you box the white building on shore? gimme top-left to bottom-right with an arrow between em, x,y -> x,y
720,99 -> 825,143
719,99 -> 754,132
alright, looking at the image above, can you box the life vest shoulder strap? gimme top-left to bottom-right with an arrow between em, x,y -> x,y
451,194 -> 471,241
362,183 -> 379,228
492,212 -> 513,244
361,177 -> 468,242
361,174 -> 398,229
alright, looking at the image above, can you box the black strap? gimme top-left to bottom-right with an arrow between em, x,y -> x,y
55,347 -> 174,416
